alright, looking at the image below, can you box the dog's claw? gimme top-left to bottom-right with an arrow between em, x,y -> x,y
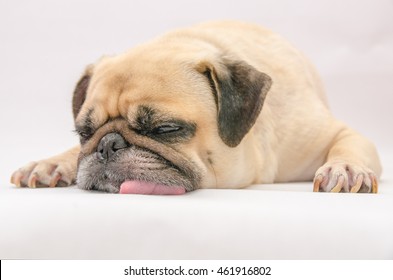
10,171 -> 23,187
314,162 -> 378,193
313,175 -> 322,192
10,159 -> 74,189
49,172 -> 62,188
28,174 -> 37,188
331,175 -> 344,193
371,176 -> 378,194
350,175 -> 363,193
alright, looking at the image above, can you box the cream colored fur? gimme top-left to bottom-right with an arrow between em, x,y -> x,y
11,21 -> 382,193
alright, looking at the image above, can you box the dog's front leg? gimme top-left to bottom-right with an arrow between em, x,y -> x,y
10,146 -> 80,188
313,126 -> 382,193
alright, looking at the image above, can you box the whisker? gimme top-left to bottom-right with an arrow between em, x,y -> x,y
208,161 -> 218,189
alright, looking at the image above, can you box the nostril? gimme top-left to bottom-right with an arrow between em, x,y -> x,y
97,133 -> 128,160
98,146 -> 104,155
111,141 -> 120,152
97,142 -> 105,160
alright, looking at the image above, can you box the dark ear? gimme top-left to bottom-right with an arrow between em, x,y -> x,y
72,67 -> 92,120
201,59 -> 272,147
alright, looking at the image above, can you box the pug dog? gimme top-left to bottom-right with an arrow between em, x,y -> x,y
10,21 -> 382,194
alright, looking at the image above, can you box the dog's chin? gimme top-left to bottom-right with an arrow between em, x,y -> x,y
76,147 -> 196,194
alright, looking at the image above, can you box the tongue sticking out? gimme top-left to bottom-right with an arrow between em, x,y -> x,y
119,180 -> 186,195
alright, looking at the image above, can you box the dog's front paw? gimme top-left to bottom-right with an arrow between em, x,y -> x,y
313,161 -> 378,193
10,160 -> 75,188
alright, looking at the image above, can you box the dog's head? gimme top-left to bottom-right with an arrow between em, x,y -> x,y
72,43 -> 272,193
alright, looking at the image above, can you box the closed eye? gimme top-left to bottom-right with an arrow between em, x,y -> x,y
152,124 -> 182,135
74,126 -> 94,143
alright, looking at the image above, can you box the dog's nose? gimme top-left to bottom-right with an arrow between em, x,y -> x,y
97,133 -> 128,160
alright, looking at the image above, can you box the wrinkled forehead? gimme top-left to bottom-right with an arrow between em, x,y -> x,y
75,56 -> 214,130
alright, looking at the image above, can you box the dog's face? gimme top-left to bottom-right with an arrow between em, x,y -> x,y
72,44 -> 272,193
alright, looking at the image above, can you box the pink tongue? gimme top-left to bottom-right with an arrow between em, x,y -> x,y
119,180 -> 186,195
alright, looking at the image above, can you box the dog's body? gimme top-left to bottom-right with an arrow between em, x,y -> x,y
11,21 -> 382,194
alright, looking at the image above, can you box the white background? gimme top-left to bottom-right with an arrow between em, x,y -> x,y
1,0 -> 392,185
